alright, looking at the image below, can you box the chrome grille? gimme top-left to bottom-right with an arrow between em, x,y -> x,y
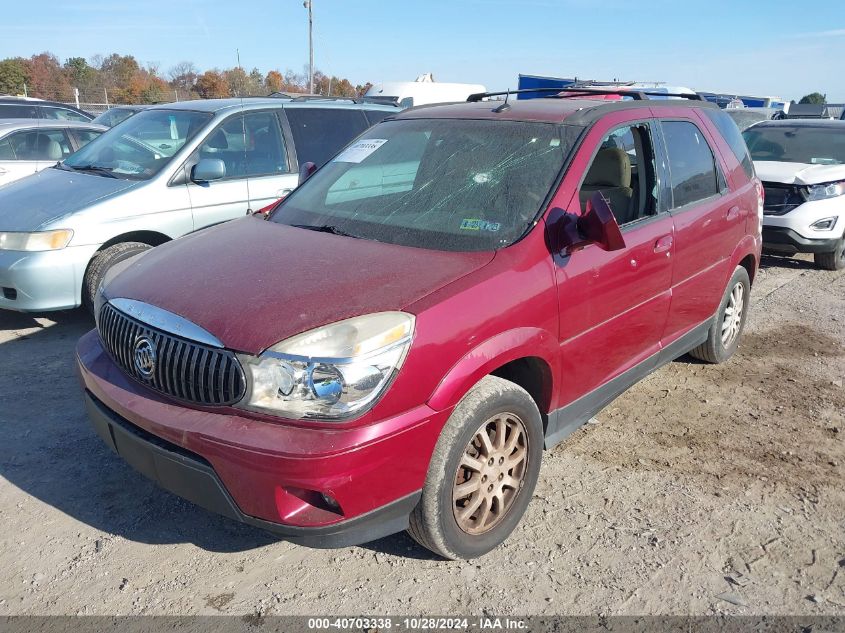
98,303 -> 246,406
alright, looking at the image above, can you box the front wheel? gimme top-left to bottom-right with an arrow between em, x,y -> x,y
814,237 -> 845,271
408,375 -> 543,559
689,265 -> 751,364
82,242 -> 151,316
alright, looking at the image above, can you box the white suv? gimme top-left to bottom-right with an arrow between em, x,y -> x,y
744,119 -> 845,270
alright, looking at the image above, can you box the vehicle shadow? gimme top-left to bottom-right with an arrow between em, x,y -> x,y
759,253 -> 817,271
0,310 -> 274,553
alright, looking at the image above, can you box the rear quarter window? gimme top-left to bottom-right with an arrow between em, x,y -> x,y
704,109 -> 755,180
0,103 -> 38,118
285,108 -> 369,167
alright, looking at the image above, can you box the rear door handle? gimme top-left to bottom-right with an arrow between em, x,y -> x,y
654,235 -> 673,254
727,206 -> 741,221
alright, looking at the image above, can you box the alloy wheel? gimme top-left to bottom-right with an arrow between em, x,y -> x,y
452,412 -> 529,535
721,281 -> 745,347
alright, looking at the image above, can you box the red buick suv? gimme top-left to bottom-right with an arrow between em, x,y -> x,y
77,89 -> 763,559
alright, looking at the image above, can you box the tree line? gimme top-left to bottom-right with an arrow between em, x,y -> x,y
0,52 -> 371,105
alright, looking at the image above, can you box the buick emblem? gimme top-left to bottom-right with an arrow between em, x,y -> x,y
133,336 -> 157,379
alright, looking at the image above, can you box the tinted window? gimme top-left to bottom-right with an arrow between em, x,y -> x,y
705,109 -> 755,178
273,119 -> 576,252
0,103 -> 38,118
364,109 -> 392,126
661,121 -> 720,208
580,123 -> 658,226
42,107 -> 91,122
5,129 -> 72,160
743,125 -> 845,165
285,108 -> 369,167
196,111 -> 288,179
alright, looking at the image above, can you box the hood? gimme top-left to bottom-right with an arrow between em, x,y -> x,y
105,217 -> 494,354
755,161 -> 845,186
0,167 -> 138,231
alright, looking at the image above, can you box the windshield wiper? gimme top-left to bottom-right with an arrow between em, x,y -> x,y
66,164 -> 118,178
292,224 -> 360,239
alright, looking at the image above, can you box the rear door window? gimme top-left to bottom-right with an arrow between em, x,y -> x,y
5,129 -> 72,160
660,121 -> 720,208
41,107 -> 91,122
704,109 -> 755,178
285,108 -> 369,167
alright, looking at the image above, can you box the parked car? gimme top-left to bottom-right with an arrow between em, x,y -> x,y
0,98 -> 395,313
364,73 -> 486,108
743,120 -> 845,270
0,119 -> 106,187
77,91 -> 762,559
92,105 -> 147,128
725,107 -> 783,131
0,97 -> 94,122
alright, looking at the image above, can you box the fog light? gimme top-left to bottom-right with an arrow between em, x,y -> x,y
321,493 -> 341,512
811,217 -> 837,231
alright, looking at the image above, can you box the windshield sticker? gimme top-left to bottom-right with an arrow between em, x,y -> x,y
334,139 -> 388,163
460,218 -> 501,232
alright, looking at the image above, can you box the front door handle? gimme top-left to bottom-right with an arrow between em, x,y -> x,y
277,188 -> 293,198
654,235 -> 673,254
727,206 -> 741,221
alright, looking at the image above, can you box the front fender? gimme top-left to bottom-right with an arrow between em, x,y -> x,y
427,327 -> 557,412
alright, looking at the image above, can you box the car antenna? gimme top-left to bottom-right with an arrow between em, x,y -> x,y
236,48 -> 254,215
493,89 -> 512,113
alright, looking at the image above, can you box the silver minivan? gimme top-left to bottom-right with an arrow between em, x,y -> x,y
0,98 -> 395,312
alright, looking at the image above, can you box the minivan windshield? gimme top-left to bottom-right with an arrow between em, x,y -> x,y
62,109 -> 212,179
271,118 -> 575,251
743,125 -> 845,165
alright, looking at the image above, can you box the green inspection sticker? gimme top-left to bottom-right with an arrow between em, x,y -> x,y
460,218 -> 501,232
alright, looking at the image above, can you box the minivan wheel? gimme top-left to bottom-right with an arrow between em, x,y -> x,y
407,375 -> 543,559
82,242 -> 151,316
688,266 -> 751,364
814,238 -> 845,271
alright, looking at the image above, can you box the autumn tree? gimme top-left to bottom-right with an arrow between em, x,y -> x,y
195,69 -> 229,99
169,61 -> 198,97
26,52 -> 71,99
265,70 -> 284,93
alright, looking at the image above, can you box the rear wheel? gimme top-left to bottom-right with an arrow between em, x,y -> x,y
689,265 -> 750,364
408,375 -> 543,560
814,237 -> 845,271
82,242 -> 151,316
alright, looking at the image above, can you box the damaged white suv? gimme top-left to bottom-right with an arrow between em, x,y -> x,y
744,120 -> 845,270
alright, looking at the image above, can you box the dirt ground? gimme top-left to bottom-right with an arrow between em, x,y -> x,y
0,254 -> 843,617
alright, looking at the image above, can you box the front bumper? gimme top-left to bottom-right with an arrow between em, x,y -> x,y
762,196 -> 844,255
762,227 -> 841,255
76,330 -> 448,547
0,244 -> 99,312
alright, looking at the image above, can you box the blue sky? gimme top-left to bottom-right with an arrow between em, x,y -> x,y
3,0 -> 844,101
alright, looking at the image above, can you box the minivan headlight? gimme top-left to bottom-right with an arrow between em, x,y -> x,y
806,181 -> 845,201
238,312 -> 415,420
0,229 -> 74,251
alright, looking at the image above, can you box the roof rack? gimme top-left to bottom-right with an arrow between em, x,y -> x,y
467,87 -> 703,102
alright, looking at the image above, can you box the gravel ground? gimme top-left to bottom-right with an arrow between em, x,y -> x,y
0,254 -> 843,617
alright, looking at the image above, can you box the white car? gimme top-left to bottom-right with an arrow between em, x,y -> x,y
744,120 -> 845,270
0,119 -> 106,187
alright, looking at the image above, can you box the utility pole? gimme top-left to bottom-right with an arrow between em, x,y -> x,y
304,0 -> 313,94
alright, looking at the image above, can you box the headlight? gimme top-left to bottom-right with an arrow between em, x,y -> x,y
0,229 -> 73,251
238,312 -> 415,420
806,181 -> 845,201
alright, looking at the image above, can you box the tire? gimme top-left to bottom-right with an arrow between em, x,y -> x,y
82,242 -> 151,316
689,266 -> 751,364
407,375 -> 543,560
814,238 -> 845,271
